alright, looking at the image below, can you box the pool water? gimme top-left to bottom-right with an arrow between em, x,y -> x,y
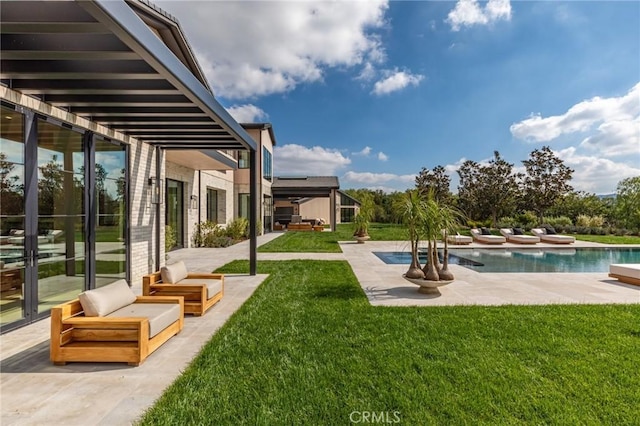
373,248 -> 640,273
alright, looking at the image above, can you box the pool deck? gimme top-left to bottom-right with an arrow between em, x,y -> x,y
339,240 -> 640,306
1,235 -> 639,425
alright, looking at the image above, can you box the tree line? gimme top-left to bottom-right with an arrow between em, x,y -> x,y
344,146 -> 640,235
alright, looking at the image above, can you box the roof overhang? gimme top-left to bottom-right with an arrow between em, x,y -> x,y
272,177 -> 340,198
0,0 -> 256,153
165,149 -> 236,171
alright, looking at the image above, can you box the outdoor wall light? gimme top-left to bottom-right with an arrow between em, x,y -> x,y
148,177 -> 163,204
190,194 -> 198,210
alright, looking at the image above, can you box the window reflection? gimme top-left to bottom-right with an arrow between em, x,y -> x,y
36,121 -> 85,313
95,139 -> 127,287
0,107 -> 25,326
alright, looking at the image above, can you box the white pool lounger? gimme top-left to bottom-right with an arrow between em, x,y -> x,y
609,264 -> 640,286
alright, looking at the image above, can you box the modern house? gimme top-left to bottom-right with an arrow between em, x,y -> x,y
272,176 -> 360,230
0,0 -> 265,332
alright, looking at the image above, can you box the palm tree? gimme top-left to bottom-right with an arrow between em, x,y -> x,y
394,190 -> 426,279
353,192 -> 374,242
421,193 -> 441,282
436,203 -> 464,281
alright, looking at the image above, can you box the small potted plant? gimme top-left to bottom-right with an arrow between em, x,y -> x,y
353,193 -> 373,243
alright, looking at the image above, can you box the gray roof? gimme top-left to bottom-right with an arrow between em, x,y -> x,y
272,176 -> 339,190
1,0 -> 256,152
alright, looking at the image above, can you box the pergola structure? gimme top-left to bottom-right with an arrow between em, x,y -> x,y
272,177 -> 339,232
1,0 -> 259,274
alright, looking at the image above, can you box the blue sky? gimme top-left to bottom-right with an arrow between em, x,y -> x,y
160,0 -> 639,195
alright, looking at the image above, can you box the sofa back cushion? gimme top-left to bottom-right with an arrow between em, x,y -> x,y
78,279 -> 137,317
161,261 -> 188,284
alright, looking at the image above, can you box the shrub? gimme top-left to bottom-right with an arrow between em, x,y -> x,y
165,225 -> 176,253
544,216 -> 573,227
193,221 -> 224,247
497,217 -> 516,229
514,211 -> 538,229
226,217 -> 249,240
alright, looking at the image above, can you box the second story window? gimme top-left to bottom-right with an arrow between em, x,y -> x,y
262,147 -> 272,181
238,150 -> 249,169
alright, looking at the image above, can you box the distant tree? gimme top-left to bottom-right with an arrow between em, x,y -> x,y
0,152 -> 23,215
457,151 -> 520,227
38,156 -> 64,216
457,159 -> 482,221
521,146 -> 574,224
614,176 -> 640,232
415,165 -> 451,204
546,191 -> 613,224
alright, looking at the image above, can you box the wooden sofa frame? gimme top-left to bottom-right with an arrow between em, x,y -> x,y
50,296 -> 184,366
143,271 -> 224,316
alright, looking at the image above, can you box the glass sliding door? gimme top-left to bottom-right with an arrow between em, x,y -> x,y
263,195 -> 272,233
94,139 -> 127,288
166,179 -> 184,250
1,104 -> 129,333
36,121 -> 85,314
0,107 -> 26,326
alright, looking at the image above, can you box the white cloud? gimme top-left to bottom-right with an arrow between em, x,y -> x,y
372,69 -> 424,95
510,83 -> 640,158
163,1 -> 388,99
378,152 -> 389,161
446,0 -> 512,31
274,144 -> 351,176
557,147 -> 640,194
355,62 -> 377,82
226,104 -> 268,123
343,171 -> 415,186
353,146 -> 372,156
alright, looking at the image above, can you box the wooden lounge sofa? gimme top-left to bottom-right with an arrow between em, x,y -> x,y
531,228 -> 575,244
50,279 -> 184,366
609,264 -> 640,286
470,228 -> 506,244
500,228 -> 540,244
143,261 -> 224,316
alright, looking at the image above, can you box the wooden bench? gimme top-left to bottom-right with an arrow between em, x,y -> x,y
143,261 -> 224,316
50,282 -> 183,366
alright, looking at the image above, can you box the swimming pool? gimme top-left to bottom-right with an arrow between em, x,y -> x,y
373,248 -> 640,273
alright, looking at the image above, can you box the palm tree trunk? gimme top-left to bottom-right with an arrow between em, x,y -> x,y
439,231 -> 454,281
405,236 -> 424,279
423,239 -> 440,281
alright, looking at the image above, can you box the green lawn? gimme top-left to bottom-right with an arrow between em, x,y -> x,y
258,223 -> 407,252
569,234 -> 640,244
139,260 -> 640,425
260,224 -> 640,253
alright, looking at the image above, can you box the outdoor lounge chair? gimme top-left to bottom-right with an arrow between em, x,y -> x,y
50,279 -> 184,366
531,228 -> 575,244
446,232 -> 473,245
470,228 -> 506,244
143,260 -> 224,316
500,228 -> 540,244
609,264 -> 640,286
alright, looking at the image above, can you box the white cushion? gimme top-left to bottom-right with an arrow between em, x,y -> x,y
178,278 -> 223,299
160,261 -> 189,284
107,303 -> 180,338
78,279 -> 136,317
610,264 -> 640,280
